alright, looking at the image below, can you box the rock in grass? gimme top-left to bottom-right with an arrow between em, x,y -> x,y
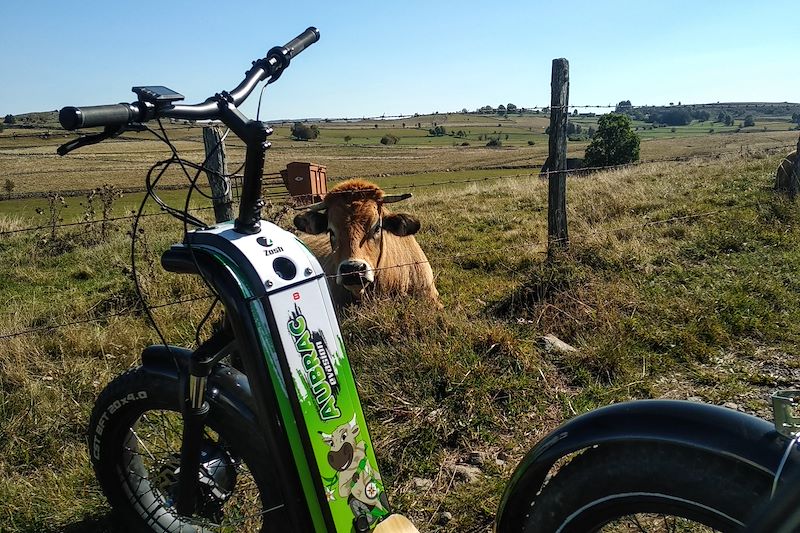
412,477 -> 433,490
447,463 -> 482,483
540,334 -> 577,354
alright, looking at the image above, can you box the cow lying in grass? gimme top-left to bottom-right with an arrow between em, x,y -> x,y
293,179 -> 441,307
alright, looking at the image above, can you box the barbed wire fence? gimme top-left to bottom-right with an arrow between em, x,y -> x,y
2,95 -> 798,340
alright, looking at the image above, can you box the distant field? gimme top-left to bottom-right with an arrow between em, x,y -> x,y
3,105 -> 800,531
1,111 -> 797,199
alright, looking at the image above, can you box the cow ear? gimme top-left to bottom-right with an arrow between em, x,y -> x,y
382,213 -> 420,236
294,212 -> 328,235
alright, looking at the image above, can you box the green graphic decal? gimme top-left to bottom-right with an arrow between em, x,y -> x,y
282,285 -> 390,530
288,305 -> 342,421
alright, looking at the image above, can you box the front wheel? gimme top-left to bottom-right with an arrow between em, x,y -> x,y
522,442 -> 773,532
88,367 -> 280,532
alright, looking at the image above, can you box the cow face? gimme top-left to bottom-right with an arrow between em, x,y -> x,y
293,180 -> 419,296
319,415 -> 360,471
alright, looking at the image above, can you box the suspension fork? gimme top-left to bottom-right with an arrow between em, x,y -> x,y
175,329 -> 234,516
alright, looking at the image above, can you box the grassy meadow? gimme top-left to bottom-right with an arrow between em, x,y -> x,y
2,111 -> 800,532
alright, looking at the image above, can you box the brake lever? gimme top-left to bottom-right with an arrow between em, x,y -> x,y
57,124 -> 140,156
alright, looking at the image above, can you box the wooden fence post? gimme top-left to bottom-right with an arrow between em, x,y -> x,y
547,58 -> 569,254
790,134 -> 800,201
202,126 -> 234,222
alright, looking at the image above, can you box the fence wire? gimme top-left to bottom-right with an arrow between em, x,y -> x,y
1,123 -> 793,339
0,196 -> 763,340
1,153 -> 732,237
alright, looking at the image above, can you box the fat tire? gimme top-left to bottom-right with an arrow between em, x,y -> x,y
523,441 -> 772,532
88,366 -> 277,532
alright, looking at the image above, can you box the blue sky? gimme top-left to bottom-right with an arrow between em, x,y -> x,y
1,1 -> 798,120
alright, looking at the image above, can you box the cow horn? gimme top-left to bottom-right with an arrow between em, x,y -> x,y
348,414 -> 358,429
319,431 -> 332,439
381,192 -> 413,204
294,200 -> 327,212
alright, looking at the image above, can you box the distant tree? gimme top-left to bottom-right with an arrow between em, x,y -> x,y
4,179 -> 14,199
792,112 -> 800,125
380,134 -> 399,145
572,108 -> 579,116
343,135 -> 352,143
583,113 -> 640,168
496,105 -> 506,115
527,140 -> 535,146
587,126 -> 596,137
506,103 -> 517,113
615,100 -> 633,114
724,114 -> 734,126
743,115 -> 755,127
653,108 -> 692,126
3,114 -> 14,124
290,122 -> 319,140
428,125 -> 446,136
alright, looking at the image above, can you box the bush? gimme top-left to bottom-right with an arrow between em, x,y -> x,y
743,115 -> 755,127
380,134 -> 399,145
486,138 -> 502,148
343,135 -> 352,143
583,113 -> 640,168
527,140 -> 535,146
290,122 -> 320,140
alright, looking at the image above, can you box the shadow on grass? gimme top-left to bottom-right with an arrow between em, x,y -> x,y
41,512 -> 118,533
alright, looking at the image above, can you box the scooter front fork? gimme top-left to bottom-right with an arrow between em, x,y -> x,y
176,373 -> 210,516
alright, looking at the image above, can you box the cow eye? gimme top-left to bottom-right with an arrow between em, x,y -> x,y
370,222 -> 382,239
328,230 -> 337,250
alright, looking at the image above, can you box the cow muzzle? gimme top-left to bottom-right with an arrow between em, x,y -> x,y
328,442 -> 354,471
337,260 -> 375,292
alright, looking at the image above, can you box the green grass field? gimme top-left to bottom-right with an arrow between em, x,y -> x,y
1,111 -> 800,531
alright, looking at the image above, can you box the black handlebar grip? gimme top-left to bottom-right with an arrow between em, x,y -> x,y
59,103 -> 138,130
282,27 -> 320,60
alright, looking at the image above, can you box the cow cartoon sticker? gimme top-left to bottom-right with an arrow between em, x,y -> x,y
320,415 -> 389,526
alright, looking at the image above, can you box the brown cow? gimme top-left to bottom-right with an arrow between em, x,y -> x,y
776,150 -> 798,190
293,179 -> 441,307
